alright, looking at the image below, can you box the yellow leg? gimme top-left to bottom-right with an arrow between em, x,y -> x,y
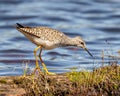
39,47 -> 56,75
42,63 -> 55,75
33,46 -> 42,74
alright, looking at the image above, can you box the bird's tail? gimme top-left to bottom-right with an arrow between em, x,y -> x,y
16,23 -> 24,28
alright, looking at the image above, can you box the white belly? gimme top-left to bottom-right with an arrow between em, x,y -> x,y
34,38 -> 57,50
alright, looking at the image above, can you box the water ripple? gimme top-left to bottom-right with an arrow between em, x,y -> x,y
0,0 -> 120,76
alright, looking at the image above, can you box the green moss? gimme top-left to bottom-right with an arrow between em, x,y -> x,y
67,65 -> 120,95
0,79 -> 7,84
68,65 -> 120,83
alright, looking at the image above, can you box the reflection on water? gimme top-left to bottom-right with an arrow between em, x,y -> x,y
0,0 -> 120,76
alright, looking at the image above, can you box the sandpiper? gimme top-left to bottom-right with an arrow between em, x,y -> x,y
16,23 -> 93,74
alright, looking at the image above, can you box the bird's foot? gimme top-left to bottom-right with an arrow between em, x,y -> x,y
33,66 -> 43,75
44,70 -> 56,75
42,63 -> 56,75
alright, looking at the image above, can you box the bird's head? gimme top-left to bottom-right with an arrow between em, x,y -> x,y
74,36 -> 94,58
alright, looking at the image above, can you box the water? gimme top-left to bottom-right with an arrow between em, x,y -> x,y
0,0 -> 120,76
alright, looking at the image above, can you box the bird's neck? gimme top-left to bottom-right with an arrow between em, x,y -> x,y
63,37 -> 77,47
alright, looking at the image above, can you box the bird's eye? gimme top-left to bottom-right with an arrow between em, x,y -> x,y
81,42 -> 84,45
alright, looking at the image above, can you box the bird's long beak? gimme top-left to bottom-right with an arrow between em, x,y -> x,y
84,48 -> 94,58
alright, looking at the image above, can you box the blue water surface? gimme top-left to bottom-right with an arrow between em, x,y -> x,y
0,0 -> 120,76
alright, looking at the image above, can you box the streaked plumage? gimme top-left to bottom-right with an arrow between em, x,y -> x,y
16,23 -> 93,74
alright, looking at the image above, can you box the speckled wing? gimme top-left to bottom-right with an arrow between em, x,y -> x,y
16,23 -> 67,48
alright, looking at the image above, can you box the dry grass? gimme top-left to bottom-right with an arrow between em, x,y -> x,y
14,74 -> 72,96
67,64 -> 120,96
11,63 -> 120,96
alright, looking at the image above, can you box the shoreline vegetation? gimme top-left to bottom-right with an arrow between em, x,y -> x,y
0,51 -> 120,96
0,64 -> 119,96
